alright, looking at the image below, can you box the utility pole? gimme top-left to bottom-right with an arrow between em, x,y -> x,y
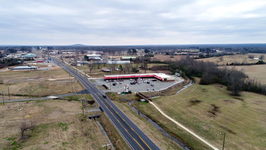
81,100 -> 84,116
71,78 -> 74,93
8,86 -> 10,100
220,132 -> 226,150
1,91 -> 4,105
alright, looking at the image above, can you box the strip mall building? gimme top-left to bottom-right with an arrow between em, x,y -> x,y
104,73 -> 175,81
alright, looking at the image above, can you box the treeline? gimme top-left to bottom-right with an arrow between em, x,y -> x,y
168,56 -> 266,96
226,60 -> 265,66
195,53 -> 234,59
0,58 -> 23,69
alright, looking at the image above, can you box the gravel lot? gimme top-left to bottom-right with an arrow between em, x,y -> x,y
93,77 -> 184,93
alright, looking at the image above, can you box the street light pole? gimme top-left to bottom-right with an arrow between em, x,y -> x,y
220,132 -> 226,150
1,91 -> 4,105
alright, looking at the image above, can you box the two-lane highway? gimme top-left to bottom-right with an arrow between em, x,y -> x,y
53,58 -> 160,150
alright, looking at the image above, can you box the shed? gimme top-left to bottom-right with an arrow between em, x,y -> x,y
101,68 -> 111,72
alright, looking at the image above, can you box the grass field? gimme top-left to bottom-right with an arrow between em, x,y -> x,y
152,54 -> 185,62
196,53 -> 266,66
0,68 -> 84,98
222,64 -> 266,84
135,81 -> 266,150
0,100 -> 109,150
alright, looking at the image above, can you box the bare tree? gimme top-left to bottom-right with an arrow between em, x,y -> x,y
219,56 -> 223,62
228,68 -> 245,96
96,61 -> 100,69
20,120 -> 36,140
141,56 -> 150,73
123,63 -> 132,74
87,62 -> 95,73
109,61 -> 117,74
0,76 -> 3,84
259,55 -> 265,60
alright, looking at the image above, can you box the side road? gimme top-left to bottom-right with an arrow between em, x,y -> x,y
3,90 -> 89,103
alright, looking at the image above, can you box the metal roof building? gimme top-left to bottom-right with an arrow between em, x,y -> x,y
11,66 -> 38,71
121,57 -> 136,60
22,53 -> 36,58
107,61 -> 130,64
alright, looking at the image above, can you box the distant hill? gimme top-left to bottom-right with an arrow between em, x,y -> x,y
71,44 -> 86,46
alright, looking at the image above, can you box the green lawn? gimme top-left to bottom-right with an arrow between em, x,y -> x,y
135,82 -> 266,150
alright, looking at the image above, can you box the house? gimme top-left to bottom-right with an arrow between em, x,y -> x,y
86,54 -> 102,61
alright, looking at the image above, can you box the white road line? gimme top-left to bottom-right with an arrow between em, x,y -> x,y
149,101 -> 219,150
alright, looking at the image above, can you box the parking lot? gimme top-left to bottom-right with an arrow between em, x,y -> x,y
93,77 -> 184,93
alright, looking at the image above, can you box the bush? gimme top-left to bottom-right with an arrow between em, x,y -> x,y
132,67 -> 139,73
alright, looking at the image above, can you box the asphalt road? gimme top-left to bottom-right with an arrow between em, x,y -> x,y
53,58 -> 160,150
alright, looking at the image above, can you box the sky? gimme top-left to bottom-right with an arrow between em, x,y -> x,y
0,0 -> 266,45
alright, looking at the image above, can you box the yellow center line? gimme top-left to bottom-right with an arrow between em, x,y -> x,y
94,94 -> 144,150
96,93 -> 152,150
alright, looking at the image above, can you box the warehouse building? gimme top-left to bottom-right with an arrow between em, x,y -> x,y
107,60 -> 130,64
120,57 -> 136,60
11,66 -> 38,71
22,53 -> 36,58
86,54 -> 102,61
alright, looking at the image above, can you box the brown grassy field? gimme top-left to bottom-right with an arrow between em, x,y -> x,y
135,81 -> 266,150
0,68 -> 84,98
196,53 -> 266,66
0,100 -> 109,150
221,65 -> 266,84
152,54 -> 185,62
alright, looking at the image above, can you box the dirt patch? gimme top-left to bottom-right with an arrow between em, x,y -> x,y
215,84 -> 224,88
223,99 -> 235,104
188,99 -> 202,106
201,88 -> 207,92
207,104 -> 221,117
252,100 -> 265,105
235,97 -> 244,101
219,125 -> 236,135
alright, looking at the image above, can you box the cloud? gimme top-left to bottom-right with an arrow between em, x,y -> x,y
0,0 -> 265,45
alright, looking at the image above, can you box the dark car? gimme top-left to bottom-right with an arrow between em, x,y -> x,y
102,95 -> 107,98
147,82 -> 150,84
